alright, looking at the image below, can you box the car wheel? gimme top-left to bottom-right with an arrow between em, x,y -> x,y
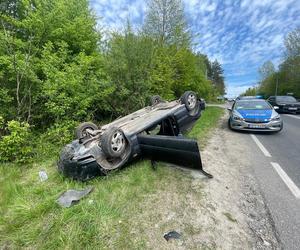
101,127 -> 127,158
181,91 -> 197,111
75,122 -> 98,139
151,95 -> 163,106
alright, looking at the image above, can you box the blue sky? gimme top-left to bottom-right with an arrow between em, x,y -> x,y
90,0 -> 300,97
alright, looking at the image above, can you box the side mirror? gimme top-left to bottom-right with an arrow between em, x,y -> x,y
274,106 -> 279,110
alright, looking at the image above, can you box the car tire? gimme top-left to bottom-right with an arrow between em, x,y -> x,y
75,122 -> 98,139
101,127 -> 127,158
181,91 -> 197,111
151,95 -> 163,106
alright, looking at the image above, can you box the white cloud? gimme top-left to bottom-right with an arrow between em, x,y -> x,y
90,0 -> 300,96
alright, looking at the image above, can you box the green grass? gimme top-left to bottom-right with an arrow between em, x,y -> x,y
0,107 -> 224,249
188,106 -> 224,145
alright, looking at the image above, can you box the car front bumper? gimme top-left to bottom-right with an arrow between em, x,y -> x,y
278,105 -> 300,113
230,119 -> 282,132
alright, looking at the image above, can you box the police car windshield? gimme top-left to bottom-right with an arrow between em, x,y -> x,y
235,100 -> 272,110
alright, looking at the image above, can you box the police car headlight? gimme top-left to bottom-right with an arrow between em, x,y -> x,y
232,112 -> 244,121
271,115 -> 281,121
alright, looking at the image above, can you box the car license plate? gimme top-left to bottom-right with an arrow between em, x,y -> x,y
288,107 -> 297,110
248,124 -> 266,129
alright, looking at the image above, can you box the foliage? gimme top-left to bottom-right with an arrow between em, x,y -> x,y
211,60 -> 225,95
0,0 -> 103,126
257,27 -> 300,98
105,20 -> 220,115
0,0 -> 224,162
150,46 -> 176,100
258,61 -> 275,81
241,87 -> 258,96
105,26 -> 154,115
43,120 -> 77,146
284,27 -> 300,59
0,120 -> 32,163
143,0 -> 191,47
40,42 -> 104,124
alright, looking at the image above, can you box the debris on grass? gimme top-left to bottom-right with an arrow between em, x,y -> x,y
57,187 -> 93,208
163,230 -> 181,241
38,169 -> 48,182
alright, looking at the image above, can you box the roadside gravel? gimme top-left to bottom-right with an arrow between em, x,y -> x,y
128,114 -> 281,249
193,115 -> 281,249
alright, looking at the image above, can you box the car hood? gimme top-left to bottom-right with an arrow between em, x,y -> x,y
237,109 -> 272,120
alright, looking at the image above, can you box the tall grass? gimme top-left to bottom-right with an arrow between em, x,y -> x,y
0,107 -> 223,249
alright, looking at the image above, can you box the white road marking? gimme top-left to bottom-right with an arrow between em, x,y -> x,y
285,114 -> 300,120
271,162 -> 300,199
250,134 -> 272,157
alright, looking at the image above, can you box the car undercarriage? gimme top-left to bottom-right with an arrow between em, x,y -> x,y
57,91 -> 212,181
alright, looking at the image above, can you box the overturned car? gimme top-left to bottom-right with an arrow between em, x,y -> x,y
58,91 -> 212,181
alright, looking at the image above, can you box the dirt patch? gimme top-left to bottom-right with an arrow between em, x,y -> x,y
128,114 -> 280,249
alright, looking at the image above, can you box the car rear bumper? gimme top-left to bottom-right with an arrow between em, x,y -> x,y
230,119 -> 282,132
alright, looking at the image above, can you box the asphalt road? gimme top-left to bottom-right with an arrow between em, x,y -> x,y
222,101 -> 300,250
250,114 -> 300,250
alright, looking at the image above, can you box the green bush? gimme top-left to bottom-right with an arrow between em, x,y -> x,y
0,119 -> 32,163
0,116 -> 4,135
44,120 -> 77,146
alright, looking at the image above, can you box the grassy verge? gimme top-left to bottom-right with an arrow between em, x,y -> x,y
188,106 -> 224,146
0,107 -> 223,249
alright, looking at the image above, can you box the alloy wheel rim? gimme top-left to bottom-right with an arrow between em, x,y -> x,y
187,94 -> 196,109
111,131 -> 125,152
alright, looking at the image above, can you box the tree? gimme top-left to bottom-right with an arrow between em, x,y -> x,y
196,53 -> 212,79
258,61 -> 275,81
257,28 -> 300,97
150,46 -> 175,100
143,0 -> 191,47
241,87 -> 257,96
284,27 -> 300,59
281,27 -> 300,96
105,24 -> 155,115
0,0 -> 105,125
211,60 -> 225,95
0,0 -> 40,121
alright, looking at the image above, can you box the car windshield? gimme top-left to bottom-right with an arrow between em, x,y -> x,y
276,96 -> 297,102
235,100 -> 272,110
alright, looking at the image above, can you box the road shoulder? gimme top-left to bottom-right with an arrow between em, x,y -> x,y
195,114 -> 281,249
